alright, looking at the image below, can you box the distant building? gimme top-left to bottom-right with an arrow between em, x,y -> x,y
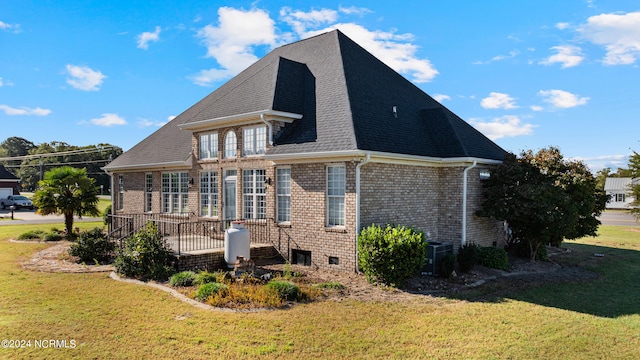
0,165 -> 20,197
604,177 -> 638,209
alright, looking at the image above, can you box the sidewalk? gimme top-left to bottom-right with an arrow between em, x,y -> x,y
0,208 -> 102,225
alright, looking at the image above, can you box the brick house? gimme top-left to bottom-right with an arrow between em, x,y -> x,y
0,165 -> 20,197
103,30 -> 507,272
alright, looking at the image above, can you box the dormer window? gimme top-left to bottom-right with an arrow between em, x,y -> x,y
199,132 -> 218,160
224,130 -> 237,159
243,126 -> 267,156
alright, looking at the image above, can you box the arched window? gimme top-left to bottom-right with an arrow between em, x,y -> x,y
224,131 -> 236,158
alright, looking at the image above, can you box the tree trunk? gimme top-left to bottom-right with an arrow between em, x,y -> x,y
64,211 -> 75,240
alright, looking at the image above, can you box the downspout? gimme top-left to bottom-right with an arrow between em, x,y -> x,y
462,160 -> 477,247
355,153 -> 371,273
260,113 -> 273,146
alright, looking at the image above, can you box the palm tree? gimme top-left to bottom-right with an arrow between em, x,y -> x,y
32,166 -> 100,239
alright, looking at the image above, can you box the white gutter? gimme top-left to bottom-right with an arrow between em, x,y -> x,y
260,113 -> 273,146
354,153 -> 371,273
462,160 -> 477,246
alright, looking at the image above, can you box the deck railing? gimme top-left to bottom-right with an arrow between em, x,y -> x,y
107,213 -> 273,255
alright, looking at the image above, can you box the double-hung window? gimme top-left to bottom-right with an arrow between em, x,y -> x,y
224,131 -> 237,159
242,169 -> 266,219
326,165 -> 345,227
199,132 -> 218,160
117,175 -> 124,210
200,171 -> 218,217
162,172 -> 189,213
145,173 -> 152,212
242,126 -> 266,156
276,168 -> 291,223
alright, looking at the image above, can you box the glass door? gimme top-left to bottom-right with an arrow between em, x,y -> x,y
223,170 -> 237,225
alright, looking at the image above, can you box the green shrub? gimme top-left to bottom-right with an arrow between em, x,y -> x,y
68,227 -> 115,264
169,271 -> 197,287
517,241 -> 548,261
195,282 -> 228,301
478,246 -> 509,270
265,280 -> 300,301
17,230 -> 47,240
357,224 -> 427,287
44,231 -> 63,242
114,221 -> 175,281
439,253 -> 457,278
313,281 -> 346,290
457,243 -> 480,273
103,204 -> 112,225
194,271 -> 219,286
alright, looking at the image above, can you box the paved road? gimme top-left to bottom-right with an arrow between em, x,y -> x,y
0,208 -> 102,225
598,210 -> 639,227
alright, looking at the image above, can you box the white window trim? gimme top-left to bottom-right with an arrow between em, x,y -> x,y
162,172 -> 189,214
242,169 -> 266,220
117,175 -> 124,210
145,173 -> 153,213
326,164 -> 346,228
200,170 -> 218,218
224,130 -> 237,159
242,125 -> 267,157
276,167 -> 291,224
199,132 -> 218,160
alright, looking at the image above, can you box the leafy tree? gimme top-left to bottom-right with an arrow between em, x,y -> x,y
594,167 -> 611,191
32,166 -> 100,239
478,147 -> 608,260
0,136 -> 35,157
625,151 -> 640,218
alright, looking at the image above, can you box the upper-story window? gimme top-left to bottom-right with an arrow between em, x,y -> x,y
243,126 -> 267,156
224,131 -> 237,159
199,132 -> 218,160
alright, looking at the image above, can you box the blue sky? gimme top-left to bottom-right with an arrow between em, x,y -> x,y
1,0 -> 639,172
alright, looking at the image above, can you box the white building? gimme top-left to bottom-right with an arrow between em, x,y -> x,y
604,177 -> 638,209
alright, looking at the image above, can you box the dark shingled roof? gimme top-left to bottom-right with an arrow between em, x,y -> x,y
0,165 -> 19,180
106,30 -> 505,170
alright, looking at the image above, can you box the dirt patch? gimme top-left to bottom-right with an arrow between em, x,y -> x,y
19,241 -> 598,303
17,240 -> 114,273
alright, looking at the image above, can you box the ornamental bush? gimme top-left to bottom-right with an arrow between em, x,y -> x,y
169,271 -> 197,287
439,253 -> 457,278
68,227 -> 115,264
114,221 -> 175,281
195,282 -> 229,302
478,246 -> 509,270
357,224 -> 426,287
457,243 -> 480,273
265,280 -> 301,301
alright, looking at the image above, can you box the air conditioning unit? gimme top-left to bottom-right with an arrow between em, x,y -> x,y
421,241 -> 453,276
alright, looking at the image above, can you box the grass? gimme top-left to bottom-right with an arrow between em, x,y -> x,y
0,224 -> 639,359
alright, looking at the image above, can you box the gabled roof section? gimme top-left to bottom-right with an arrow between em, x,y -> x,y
0,165 -> 19,180
604,177 -> 636,192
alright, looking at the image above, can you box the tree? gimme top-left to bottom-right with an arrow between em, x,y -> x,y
594,167 -> 611,191
478,147 -> 608,260
625,151 -> 640,219
0,136 -> 35,157
32,166 -> 100,239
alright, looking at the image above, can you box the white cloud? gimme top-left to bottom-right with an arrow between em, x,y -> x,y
167,115 -> 177,121
90,113 -> 127,127
137,118 -> 165,127
538,89 -> 589,108
65,64 -> 106,91
192,7 -> 278,86
556,22 -> 571,30
578,11 -> 640,65
432,94 -> 451,103
137,26 -> 161,50
540,45 -> 584,68
530,105 -> 544,111
0,77 -> 11,87
280,7 -> 338,35
491,50 -> 520,62
0,20 -> 21,33
0,104 -> 51,116
470,115 -> 536,140
338,6 -> 372,16
480,92 -> 518,109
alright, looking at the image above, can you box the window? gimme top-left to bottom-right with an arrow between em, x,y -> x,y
616,193 -> 626,202
276,168 -> 291,223
200,171 -> 218,217
242,126 -> 267,156
326,165 -> 346,227
162,172 -> 189,213
145,173 -> 152,212
242,169 -> 266,219
224,131 -> 237,158
117,175 -> 124,210
199,132 -> 218,160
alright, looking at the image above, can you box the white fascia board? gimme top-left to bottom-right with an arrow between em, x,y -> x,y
179,109 -> 303,131
102,156 -> 193,174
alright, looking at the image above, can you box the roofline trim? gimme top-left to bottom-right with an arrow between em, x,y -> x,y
102,157 -> 193,173
179,109 -> 303,131
265,150 -> 503,166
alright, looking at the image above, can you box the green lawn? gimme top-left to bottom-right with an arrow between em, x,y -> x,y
0,223 -> 638,359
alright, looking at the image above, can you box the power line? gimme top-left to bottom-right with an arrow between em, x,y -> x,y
0,146 -> 116,162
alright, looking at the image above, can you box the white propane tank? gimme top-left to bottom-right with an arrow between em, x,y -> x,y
224,221 -> 250,268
